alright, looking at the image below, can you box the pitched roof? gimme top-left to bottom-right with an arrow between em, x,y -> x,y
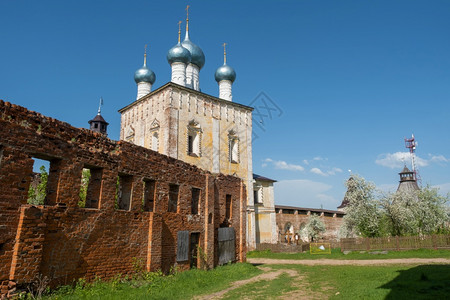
400,165 -> 412,173
253,173 -> 277,182
88,114 -> 109,125
118,82 -> 254,113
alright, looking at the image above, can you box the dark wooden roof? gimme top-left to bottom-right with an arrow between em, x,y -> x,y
275,205 -> 345,215
253,173 -> 277,182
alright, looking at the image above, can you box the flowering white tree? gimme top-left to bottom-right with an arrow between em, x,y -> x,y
340,175 -> 382,238
380,190 -> 419,236
381,186 -> 449,236
305,214 -> 326,242
341,174 -> 450,238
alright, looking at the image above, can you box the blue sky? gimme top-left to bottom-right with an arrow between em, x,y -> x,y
1,0 -> 449,209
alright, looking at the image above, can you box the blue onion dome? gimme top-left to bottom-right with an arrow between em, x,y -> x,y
167,43 -> 191,64
181,34 -> 205,69
134,65 -> 156,84
215,63 -> 236,83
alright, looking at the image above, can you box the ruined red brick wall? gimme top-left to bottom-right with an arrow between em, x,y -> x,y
0,100 -> 246,297
276,211 -> 344,241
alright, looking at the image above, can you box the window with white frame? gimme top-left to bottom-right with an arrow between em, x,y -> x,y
187,120 -> 202,157
125,126 -> 135,143
149,119 -> 159,152
228,130 -> 239,163
253,185 -> 263,204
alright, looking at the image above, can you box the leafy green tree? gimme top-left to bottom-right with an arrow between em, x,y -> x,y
305,214 -> 326,242
28,165 -> 48,205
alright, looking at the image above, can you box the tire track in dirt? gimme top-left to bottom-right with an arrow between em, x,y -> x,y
195,267 -> 299,300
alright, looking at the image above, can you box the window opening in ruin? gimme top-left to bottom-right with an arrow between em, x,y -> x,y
190,232 -> 200,268
168,184 -> 179,213
94,123 -> 98,129
228,131 -> 239,163
27,157 -> 51,205
191,187 -> 200,215
116,174 -> 133,210
143,179 -> 156,212
225,194 -> 232,219
79,167 -> 103,209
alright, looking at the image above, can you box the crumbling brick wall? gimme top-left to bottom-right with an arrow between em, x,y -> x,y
0,100 -> 246,298
276,210 -> 344,242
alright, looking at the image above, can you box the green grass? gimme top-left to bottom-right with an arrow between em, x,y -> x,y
38,249 -> 450,299
247,248 -> 450,260
42,263 -> 262,300
264,264 -> 450,299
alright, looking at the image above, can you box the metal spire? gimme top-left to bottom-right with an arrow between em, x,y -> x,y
98,97 -> 103,115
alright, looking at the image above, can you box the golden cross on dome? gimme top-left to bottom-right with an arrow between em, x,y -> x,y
223,42 -> 227,64
178,21 -> 182,42
185,5 -> 190,31
144,44 -> 148,66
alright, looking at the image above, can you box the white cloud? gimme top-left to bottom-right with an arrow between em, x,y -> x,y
311,167 -> 327,176
429,155 -> 449,163
328,167 -> 343,175
303,159 -> 309,165
375,152 -> 429,169
313,156 -> 327,161
432,183 -> 450,196
263,158 -> 304,171
310,167 -> 343,177
274,179 -> 339,209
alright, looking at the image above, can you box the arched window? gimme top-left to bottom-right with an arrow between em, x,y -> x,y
253,184 -> 263,204
125,126 -> 135,143
149,119 -> 160,152
187,120 -> 202,157
152,132 -> 159,151
228,130 -> 239,163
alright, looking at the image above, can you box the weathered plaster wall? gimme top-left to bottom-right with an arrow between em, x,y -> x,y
119,83 -> 257,249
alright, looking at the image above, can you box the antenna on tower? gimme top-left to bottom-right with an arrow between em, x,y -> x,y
404,134 -> 421,187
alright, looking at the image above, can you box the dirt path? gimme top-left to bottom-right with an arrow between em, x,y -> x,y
195,267 -> 299,300
247,257 -> 450,266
